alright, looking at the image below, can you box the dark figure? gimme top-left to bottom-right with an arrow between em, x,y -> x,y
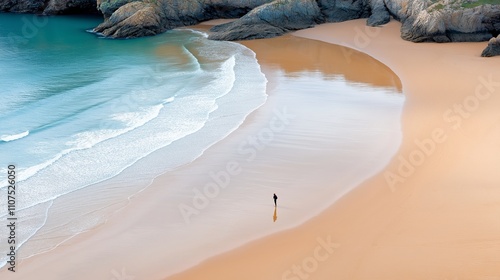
273,193 -> 278,207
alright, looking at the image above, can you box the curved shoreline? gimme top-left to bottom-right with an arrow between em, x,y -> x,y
167,19 -> 500,279
166,21 -> 407,279
0,21 -> 405,279
0,24 -> 269,272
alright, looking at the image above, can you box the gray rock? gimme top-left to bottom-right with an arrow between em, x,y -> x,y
482,35 -> 500,57
394,2 -> 500,43
209,22 -> 286,40
210,0 -> 376,41
2,0 -> 500,50
400,14 -> 445,42
94,2 -> 162,37
209,0 -> 321,41
383,0 -> 424,22
367,0 -> 390,26
447,31 -> 493,42
94,0 -> 375,40
0,0 -> 47,13
317,0 -> 370,23
0,0 -> 97,14
43,0 -> 97,14
97,0 -> 134,18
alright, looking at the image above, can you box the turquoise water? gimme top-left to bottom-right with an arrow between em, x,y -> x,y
0,14 -> 267,266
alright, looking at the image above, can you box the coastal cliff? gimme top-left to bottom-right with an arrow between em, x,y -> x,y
0,0 -> 98,14
93,0 -> 273,38
2,0 -> 500,56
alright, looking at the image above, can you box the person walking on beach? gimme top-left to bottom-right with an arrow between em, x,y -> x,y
273,193 -> 278,207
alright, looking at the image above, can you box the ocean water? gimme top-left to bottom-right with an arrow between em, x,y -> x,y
0,14 -> 267,267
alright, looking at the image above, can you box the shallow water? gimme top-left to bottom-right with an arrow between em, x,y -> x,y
0,14 -> 267,268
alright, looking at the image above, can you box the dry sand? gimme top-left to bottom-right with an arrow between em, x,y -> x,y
168,20 -> 500,279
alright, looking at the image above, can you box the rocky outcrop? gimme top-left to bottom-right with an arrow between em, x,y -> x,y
0,0 -> 98,14
3,0 -> 500,56
94,0 -> 273,38
209,0 -> 322,41
92,0 -> 500,44
482,35 -> 500,57
208,0 -> 374,41
93,0 -> 374,39
93,1 -> 161,37
393,2 -> 500,43
1,0 -> 46,13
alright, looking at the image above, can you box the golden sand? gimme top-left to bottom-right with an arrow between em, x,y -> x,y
168,19 -> 500,280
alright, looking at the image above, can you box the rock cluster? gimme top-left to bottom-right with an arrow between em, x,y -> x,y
209,0 -> 323,41
482,35 -> 500,57
2,0 -> 500,56
93,0 -> 274,38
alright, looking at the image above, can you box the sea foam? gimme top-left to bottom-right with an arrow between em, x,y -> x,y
0,17 -> 267,269
0,130 -> 29,142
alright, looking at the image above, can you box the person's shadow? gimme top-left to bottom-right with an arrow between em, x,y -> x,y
273,206 -> 278,223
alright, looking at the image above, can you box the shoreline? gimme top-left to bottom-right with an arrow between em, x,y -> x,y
0,21 -> 405,279
168,20 -> 500,279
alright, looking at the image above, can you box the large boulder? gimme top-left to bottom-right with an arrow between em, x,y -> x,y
209,0 -> 322,40
386,1 -> 500,43
94,1 -> 161,37
482,35 -> 500,57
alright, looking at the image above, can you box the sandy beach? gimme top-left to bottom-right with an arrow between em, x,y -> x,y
4,17 -> 500,280
2,19 -> 404,279
168,20 -> 500,279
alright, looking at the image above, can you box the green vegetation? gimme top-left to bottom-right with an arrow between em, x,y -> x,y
271,0 -> 290,8
427,0 -> 500,11
462,0 -> 500,8
428,0 -> 460,11
430,3 -> 445,11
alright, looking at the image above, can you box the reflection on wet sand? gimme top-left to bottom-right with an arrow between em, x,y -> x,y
241,35 -> 402,92
273,207 -> 278,223
190,24 -> 401,91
